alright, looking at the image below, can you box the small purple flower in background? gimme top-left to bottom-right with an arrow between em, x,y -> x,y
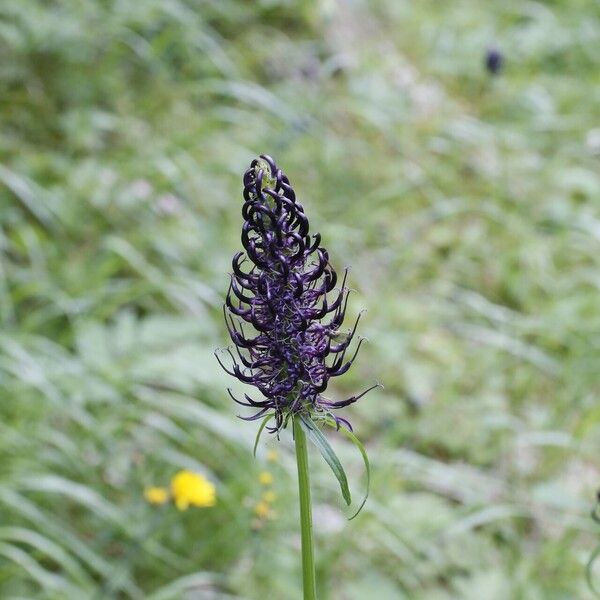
217,155 -> 377,433
130,179 -> 153,200
155,192 -> 182,216
485,47 -> 504,75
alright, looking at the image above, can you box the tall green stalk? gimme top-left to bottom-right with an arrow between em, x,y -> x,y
294,416 -> 317,600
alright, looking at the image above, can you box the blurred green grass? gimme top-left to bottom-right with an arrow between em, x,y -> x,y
0,0 -> 599,598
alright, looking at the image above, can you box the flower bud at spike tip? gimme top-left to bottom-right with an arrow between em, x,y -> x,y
218,155 -> 378,433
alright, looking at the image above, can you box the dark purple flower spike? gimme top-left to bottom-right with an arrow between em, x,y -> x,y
217,155 -> 377,433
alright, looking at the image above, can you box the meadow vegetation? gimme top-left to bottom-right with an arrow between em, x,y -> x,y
0,0 -> 599,598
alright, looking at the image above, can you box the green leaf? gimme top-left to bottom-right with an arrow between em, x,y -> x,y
324,419 -> 371,520
299,415 -> 351,506
586,544 -> 600,598
253,413 -> 275,458
587,501 -> 600,597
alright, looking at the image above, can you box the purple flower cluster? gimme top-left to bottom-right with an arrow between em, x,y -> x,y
218,155 -> 375,432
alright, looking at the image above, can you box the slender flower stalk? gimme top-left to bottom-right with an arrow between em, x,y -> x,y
219,155 -> 376,599
294,416 -> 317,599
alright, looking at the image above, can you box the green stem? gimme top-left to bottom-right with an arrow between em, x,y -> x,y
294,416 -> 317,600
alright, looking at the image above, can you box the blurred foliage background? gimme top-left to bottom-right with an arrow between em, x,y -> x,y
0,0 -> 599,598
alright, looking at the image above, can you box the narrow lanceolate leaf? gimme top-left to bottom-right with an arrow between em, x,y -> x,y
299,415 -> 351,506
253,413 -> 275,458
323,418 -> 370,520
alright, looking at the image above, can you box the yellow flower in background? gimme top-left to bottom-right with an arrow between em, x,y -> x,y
144,486 -> 169,505
258,471 -> 273,485
262,490 -> 276,503
254,501 -> 271,519
144,471 -> 216,510
266,449 -> 279,463
252,473 -> 276,523
170,470 -> 216,511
